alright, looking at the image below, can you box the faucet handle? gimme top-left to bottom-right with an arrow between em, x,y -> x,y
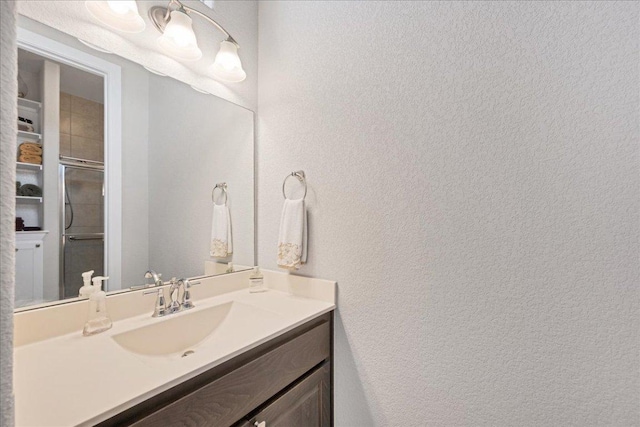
143,288 -> 166,317
180,279 -> 200,310
167,278 -> 181,314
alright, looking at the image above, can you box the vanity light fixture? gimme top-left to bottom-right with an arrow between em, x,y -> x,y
149,0 -> 246,82
85,1 -> 146,33
211,40 -> 246,83
156,8 -> 203,62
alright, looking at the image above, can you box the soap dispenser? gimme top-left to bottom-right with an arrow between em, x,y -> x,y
83,276 -> 112,336
78,270 -> 95,298
249,267 -> 267,293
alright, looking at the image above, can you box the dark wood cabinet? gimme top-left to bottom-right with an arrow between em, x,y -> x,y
99,312 -> 333,427
242,362 -> 331,427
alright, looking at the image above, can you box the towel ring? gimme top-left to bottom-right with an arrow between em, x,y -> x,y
212,182 -> 228,206
282,170 -> 307,200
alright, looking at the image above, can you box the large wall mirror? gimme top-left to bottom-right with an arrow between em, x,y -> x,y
15,15 -> 255,310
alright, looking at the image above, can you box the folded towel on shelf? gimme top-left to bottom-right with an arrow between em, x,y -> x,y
210,203 -> 233,258
19,142 -> 42,155
277,198 -> 307,270
18,154 -> 42,164
18,184 -> 42,197
19,145 -> 41,154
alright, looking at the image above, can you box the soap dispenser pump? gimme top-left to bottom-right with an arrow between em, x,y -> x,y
83,276 -> 112,336
78,270 -> 95,298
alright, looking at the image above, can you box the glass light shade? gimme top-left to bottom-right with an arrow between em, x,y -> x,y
85,1 -> 146,33
157,10 -> 202,62
211,41 -> 246,83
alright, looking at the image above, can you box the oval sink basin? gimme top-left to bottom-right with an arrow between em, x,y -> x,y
112,301 -> 269,357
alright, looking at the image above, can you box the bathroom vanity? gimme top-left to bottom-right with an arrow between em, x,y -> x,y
105,313 -> 331,427
13,270 -> 336,426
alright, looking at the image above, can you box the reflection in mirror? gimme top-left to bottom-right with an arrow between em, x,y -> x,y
15,17 -> 255,310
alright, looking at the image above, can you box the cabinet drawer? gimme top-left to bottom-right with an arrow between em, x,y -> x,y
131,318 -> 330,427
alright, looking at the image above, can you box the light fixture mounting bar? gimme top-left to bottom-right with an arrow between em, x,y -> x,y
149,0 -> 239,47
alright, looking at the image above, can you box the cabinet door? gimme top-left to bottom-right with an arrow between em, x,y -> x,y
15,240 -> 44,303
249,362 -> 331,427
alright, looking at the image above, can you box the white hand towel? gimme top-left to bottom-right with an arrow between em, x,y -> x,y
210,204 -> 233,258
277,198 -> 307,269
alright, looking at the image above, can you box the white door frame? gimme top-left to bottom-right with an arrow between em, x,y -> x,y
17,28 -> 122,291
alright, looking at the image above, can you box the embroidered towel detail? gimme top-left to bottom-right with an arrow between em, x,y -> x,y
277,198 -> 307,269
210,203 -> 233,258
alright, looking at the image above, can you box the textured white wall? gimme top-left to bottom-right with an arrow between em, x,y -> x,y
257,2 -> 639,425
0,1 -> 17,424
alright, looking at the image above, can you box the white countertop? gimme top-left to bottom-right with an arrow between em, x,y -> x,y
14,287 -> 335,427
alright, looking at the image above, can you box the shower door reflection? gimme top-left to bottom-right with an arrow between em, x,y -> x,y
60,158 -> 104,299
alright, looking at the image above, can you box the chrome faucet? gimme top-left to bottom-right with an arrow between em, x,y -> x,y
143,277 -> 200,318
130,270 -> 165,291
144,270 -> 164,287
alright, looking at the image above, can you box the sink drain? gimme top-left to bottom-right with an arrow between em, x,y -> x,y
181,350 -> 195,358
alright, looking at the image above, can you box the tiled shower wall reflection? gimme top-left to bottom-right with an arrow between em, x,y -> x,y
60,92 -> 105,297
64,239 -> 104,297
59,92 -> 104,161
